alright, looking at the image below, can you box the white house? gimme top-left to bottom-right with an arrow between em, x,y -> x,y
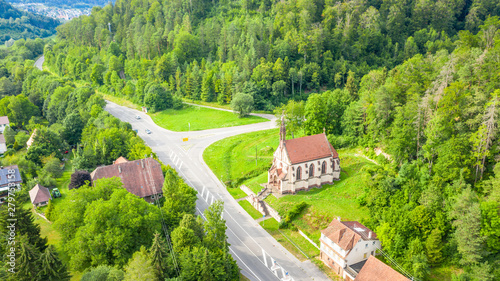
320,218 -> 381,281
0,116 -> 9,133
0,134 -> 6,154
268,116 -> 340,194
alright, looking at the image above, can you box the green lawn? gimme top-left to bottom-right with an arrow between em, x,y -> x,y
429,265 -> 462,281
238,200 -> 263,219
259,218 -> 319,261
204,128 -> 374,243
30,153 -> 83,281
228,187 -> 248,199
264,149 -> 374,241
203,128 -> 279,188
100,92 -> 142,110
150,105 -> 267,131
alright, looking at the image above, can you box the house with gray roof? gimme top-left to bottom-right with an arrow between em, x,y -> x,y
0,165 -> 23,192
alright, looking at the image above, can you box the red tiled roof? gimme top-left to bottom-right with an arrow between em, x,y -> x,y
29,184 -> 51,205
90,158 -> 164,198
355,256 -> 409,281
321,219 -> 377,252
0,134 -> 5,144
114,156 -> 129,164
284,133 -> 338,164
0,116 -> 9,125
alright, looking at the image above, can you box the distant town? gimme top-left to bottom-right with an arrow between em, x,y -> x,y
11,3 -> 90,21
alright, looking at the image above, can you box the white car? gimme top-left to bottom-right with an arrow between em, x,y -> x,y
136,115 -> 141,120
145,129 -> 152,134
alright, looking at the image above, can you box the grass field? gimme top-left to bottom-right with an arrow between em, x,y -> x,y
203,129 -> 279,188
228,187 -> 248,199
203,128 -> 375,242
150,105 -> 267,131
259,218 -> 320,261
264,148 -> 374,241
30,153 -> 83,281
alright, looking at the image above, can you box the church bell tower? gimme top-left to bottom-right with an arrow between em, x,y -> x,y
279,114 -> 286,145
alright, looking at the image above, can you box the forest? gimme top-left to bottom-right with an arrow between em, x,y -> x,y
0,0 -> 59,43
1,0 -> 500,279
0,39 -> 239,280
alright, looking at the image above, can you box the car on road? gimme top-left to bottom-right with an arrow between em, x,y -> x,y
136,115 -> 141,119
145,129 -> 152,134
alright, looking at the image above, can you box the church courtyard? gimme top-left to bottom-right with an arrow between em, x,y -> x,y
204,128 -> 378,258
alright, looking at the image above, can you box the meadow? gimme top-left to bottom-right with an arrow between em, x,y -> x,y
150,105 -> 267,131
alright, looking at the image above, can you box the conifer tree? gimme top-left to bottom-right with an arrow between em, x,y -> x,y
38,245 -> 71,281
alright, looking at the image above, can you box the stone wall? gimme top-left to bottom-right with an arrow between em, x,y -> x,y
242,187 -> 282,223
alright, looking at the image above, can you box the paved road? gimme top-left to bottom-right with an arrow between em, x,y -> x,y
105,101 -> 330,281
35,55 -> 44,71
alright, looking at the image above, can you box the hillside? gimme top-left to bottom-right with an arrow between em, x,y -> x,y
0,0 -> 59,43
36,0 -> 500,280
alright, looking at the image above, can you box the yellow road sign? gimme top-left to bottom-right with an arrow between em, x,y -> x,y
183,137 -> 188,142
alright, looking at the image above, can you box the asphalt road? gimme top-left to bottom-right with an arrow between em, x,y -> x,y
35,55 -> 44,71
105,101 -> 330,281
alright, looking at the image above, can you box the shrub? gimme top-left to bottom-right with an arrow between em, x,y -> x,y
69,170 -> 91,190
284,201 -> 308,223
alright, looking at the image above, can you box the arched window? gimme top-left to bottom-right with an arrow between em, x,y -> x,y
296,167 -> 302,180
322,161 -> 327,174
309,164 -> 314,177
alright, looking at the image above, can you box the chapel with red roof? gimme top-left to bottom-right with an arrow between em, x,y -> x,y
267,116 -> 340,194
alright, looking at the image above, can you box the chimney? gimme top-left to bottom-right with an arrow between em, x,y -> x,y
118,166 -> 122,174
141,160 -> 144,169
337,216 -> 341,221
369,231 -> 372,239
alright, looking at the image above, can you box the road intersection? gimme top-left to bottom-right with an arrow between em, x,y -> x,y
105,101 -> 330,281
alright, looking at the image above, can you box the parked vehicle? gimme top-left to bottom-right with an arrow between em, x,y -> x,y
136,115 -> 141,119
145,129 -> 152,134
52,188 -> 61,198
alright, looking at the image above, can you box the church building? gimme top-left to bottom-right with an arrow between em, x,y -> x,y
268,117 -> 340,194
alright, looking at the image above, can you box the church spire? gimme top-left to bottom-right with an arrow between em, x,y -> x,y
280,113 -> 286,143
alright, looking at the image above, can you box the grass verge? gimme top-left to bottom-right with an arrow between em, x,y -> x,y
150,105 -> 267,131
228,187 -> 248,199
238,200 -> 263,219
100,93 -> 142,110
259,218 -> 318,261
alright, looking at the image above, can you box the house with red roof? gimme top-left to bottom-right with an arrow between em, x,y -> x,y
29,184 -> 52,207
268,116 -> 340,194
320,218 -> 381,281
90,157 -> 164,203
355,255 -> 409,281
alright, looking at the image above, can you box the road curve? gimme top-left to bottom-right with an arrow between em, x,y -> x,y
35,55 -> 44,71
105,101 -> 330,281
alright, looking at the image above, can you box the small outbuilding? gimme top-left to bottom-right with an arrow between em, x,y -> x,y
29,184 -> 52,207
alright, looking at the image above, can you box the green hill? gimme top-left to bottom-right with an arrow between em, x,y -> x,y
0,0 -> 60,43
